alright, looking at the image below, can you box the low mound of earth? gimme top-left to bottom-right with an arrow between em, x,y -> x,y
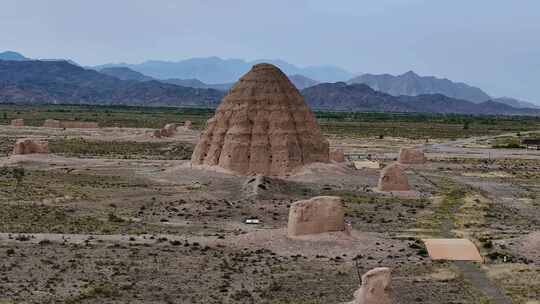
217,229 -> 409,259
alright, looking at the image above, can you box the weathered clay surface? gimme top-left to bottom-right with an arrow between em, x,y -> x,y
12,138 -> 49,155
43,119 -> 62,128
330,149 -> 345,162
398,148 -> 426,164
184,120 -> 192,129
191,63 -> 329,176
10,119 -> 24,127
349,267 -> 393,304
287,196 -> 344,237
377,163 -> 410,191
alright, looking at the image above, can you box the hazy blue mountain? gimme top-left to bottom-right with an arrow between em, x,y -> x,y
302,82 -> 410,112
301,82 -> 540,115
99,67 -> 153,81
0,51 -> 80,65
163,74 -> 318,91
348,71 -> 491,103
0,51 -> 29,61
139,72 -> 317,91
163,78 -> 208,88
94,57 -> 354,84
491,97 -> 540,109
0,60 -> 224,106
3,56 -> 537,115
288,74 -> 319,89
161,78 -> 232,91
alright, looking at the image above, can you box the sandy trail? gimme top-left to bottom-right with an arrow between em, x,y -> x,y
426,131 -> 540,160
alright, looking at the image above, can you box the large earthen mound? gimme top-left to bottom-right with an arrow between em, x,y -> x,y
191,63 -> 329,176
12,138 -> 49,155
377,163 -> 410,192
10,119 -> 24,127
398,148 -> 426,164
287,196 -> 344,237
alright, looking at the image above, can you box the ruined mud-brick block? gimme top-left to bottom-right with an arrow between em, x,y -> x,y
191,63 -> 329,176
422,238 -> 483,262
398,148 -> 426,164
330,149 -> 345,162
161,123 -> 177,137
287,196 -> 345,237
377,163 -> 410,191
153,129 -> 163,138
61,121 -> 99,129
12,138 -> 49,155
10,119 -> 24,127
184,120 -> 192,129
42,119 -> 62,128
349,267 -> 393,304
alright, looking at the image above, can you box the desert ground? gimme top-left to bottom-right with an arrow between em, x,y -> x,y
1,106 -> 539,304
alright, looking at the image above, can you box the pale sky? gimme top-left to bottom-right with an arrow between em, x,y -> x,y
1,0 -> 539,101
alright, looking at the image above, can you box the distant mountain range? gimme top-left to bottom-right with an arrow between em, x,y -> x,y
94,57 -> 353,84
97,57 -> 539,108
348,71 -> 491,103
288,74 -> 319,90
0,60 -> 223,106
0,51 -> 539,114
302,82 -> 540,115
99,67 -> 153,81
0,51 -> 80,66
98,66 -> 319,91
160,79 -> 232,91
491,97 -> 540,109
0,51 -> 29,61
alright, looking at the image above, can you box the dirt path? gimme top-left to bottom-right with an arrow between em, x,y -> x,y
428,177 -> 514,304
413,164 -> 516,304
455,262 -> 512,304
425,130 -> 540,160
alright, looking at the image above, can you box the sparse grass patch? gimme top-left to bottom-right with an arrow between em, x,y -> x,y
485,264 -> 540,304
414,180 -> 469,237
0,203 -> 130,234
0,168 -> 150,202
49,137 -> 193,160
2,104 -> 540,139
492,137 -> 525,149
65,281 -> 120,304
